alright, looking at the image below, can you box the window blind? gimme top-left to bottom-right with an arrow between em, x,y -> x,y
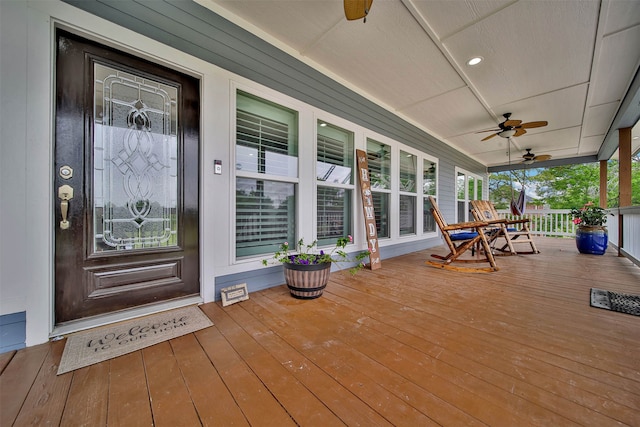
236,178 -> 295,257
372,192 -> 390,238
236,110 -> 291,176
317,133 -> 352,184
399,194 -> 416,235
317,187 -> 351,244
235,94 -> 297,258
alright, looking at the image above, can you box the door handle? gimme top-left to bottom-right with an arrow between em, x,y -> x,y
58,184 -> 74,230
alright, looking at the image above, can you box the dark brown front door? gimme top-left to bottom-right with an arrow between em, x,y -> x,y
54,30 -> 200,324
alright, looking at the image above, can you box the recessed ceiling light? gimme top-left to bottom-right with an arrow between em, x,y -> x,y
467,57 -> 483,66
319,122 -> 327,127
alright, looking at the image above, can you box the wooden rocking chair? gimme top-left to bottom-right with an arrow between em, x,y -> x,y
470,200 -> 539,255
426,196 -> 499,272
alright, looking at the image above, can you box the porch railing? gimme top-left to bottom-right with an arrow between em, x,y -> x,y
496,206 -> 640,267
613,206 -> 640,268
495,208 -> 577,237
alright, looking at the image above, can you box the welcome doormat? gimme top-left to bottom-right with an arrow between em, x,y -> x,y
590,288 -> 640,316
57,305 -> 213,375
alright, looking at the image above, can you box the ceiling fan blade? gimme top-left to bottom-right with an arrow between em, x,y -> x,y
503,120 -> 522,128
534,154 -> 552,162
481,133 -> 498,141
519,120 -> 548,129
475,128 -> 500,133
513,128 -> 527,137
344,0 -> 373,20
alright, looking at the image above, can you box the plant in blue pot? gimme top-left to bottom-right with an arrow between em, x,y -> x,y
570,202 -> 611,255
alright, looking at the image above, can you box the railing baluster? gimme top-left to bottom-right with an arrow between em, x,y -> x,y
496,207 -> 638,266
497,208 -> 574,237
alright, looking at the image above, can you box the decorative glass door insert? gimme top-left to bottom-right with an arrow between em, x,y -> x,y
93,63 -> 178,252
55,29 -> 199,324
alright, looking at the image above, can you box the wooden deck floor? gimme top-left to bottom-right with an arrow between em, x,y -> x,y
2,237 -> 639,426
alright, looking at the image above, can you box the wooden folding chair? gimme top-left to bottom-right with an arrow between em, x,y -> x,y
426,196 -> 499,272
470,200 -> 539,255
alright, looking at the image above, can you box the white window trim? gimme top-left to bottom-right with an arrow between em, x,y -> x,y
231,81 -> 306,265
364,135 -> 394,240
314,114 -> 358,251
421,154 -> 439,237
397,148 -> 418,237
454,167 -> 485,222
397,147 -> 439,238
228,79 -> 445,271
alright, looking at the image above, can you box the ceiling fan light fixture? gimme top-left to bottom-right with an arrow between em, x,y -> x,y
498,128 -> 516,138
475,114 -> 548,145
522,159 -> 535,165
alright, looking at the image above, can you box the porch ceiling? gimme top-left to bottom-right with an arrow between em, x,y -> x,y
201,0 -> 640,168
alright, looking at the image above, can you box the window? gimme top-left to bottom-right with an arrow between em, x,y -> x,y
457,171 -> 466,222
236,179 -> 295,257
367,138 -> 391,238
399,150 -> 417,235
422,159 -> 437,233
235,91 -> 298,257
372,193 -> 390,238
316,121 -> 354,245
456,168 -> 484,222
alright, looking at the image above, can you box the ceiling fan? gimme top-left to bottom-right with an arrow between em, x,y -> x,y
521,148 -> 552,165
344,0 -> 373,22
477,113 -> 548,141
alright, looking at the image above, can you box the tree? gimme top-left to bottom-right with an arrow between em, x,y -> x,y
531,163 -> 600,208
489,169 -> 541,209
488,171 -> 514,209
489,156 -> 640,209
606,158 -> 640,207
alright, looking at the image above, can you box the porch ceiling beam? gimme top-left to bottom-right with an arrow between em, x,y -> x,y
487,155 -> 599,173
598,68 -> 640,161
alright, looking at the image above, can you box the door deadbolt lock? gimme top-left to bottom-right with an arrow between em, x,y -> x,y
59,165 -> 73,179
58,184 -> 74,230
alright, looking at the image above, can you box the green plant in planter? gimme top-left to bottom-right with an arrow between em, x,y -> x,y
570,202 -> 610,227
570,202 -> 613,255
262,236 -> 370,275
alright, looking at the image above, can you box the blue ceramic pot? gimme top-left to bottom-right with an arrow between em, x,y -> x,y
575,226 -> 608,255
